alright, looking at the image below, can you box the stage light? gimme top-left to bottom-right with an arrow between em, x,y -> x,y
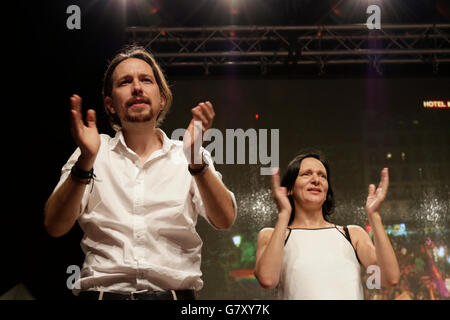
386,152 -> 392,160
255,114 -> 259,120
401,152 -> 406,161
232,235 -> 242,247
332,7 -> 342,16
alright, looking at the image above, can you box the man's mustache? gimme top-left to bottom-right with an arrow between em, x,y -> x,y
126,96 -> 150,107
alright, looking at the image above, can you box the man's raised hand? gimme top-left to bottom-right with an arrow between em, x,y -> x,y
183,101 -> 215,165
69,94 -> 100,170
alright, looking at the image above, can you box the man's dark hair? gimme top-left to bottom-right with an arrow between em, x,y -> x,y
280,151 -> 335,225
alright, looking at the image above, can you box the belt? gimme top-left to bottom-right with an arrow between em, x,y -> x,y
78,289 -> 196,300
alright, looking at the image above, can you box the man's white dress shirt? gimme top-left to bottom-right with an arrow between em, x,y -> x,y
54,129 -> 237,294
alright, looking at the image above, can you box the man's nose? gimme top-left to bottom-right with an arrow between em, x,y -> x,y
131,79 -> 143,95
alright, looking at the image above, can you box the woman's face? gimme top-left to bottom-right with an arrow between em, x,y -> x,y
291,157 -> 329,209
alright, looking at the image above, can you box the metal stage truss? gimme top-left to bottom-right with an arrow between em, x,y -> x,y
126,24 -> 450,74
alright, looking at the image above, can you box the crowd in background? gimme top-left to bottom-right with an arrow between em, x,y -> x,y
364,230 -> 450,300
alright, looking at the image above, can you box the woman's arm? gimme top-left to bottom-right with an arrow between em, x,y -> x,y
352,168 -> 400,287
254,169 -> 292,289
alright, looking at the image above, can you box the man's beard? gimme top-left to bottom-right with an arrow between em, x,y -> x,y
124,95 -> 155,123
125,107 -> 154,123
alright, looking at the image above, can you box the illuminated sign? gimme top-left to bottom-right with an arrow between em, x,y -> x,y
423,100 -> 450,109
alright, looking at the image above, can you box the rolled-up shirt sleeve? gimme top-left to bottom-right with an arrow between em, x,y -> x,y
191,148 -> 237,229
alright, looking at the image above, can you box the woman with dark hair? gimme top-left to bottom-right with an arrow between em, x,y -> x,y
254,152 -> 400,299
280,152 -> 335,225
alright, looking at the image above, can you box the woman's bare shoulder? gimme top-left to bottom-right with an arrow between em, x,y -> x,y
258,227 -> 290,243
258,227 -> 275,239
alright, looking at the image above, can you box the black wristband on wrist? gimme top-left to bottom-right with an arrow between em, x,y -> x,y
188,162 -> 209,176
71,163 -> 95,184
188,151 -> 209,176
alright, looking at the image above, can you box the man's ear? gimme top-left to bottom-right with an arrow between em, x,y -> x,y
105,96 -> 116,114
160,94 -> 166,111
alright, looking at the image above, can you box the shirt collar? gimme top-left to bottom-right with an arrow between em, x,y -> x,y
109,128 -> 176,155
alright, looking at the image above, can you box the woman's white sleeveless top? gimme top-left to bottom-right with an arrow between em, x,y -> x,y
278,226 -> 364,300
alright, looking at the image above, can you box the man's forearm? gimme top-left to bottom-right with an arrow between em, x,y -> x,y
192,167 -> 235,229
369,213 -> 400,286
44,174 -> 87,237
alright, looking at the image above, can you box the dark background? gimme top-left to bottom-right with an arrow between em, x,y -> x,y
3,0 -> 449,300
